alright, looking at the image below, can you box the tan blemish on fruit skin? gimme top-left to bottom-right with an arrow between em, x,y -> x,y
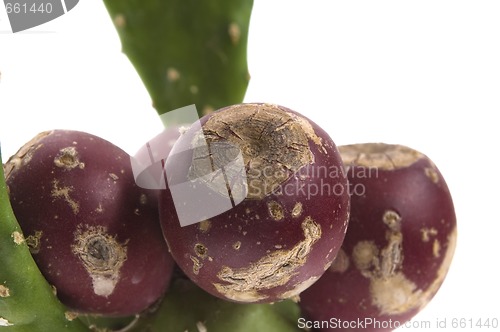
425,167 -> 439,183
370,272 -> 422,315
339,143 -> 424,170
329,248 -> 350,273
11,231 -> 24,245
192,242 -> 210,274
417,227 -> 457,308
189,103 -> 315,200
421,227 -> 438,242
383,210 -> 402,232
51,180 -> 80,215
371,227 -> 457,315
213,216 -> 321,302
267,201 -> 284,221
352,241 -> 379,272
352,210 -> 409,314
198,220 -> 212,233
190,256 -> 203,275
95,203 -> 104,213
108,173 -> 119,181
4,131 -> 52,179
233,241 -> 242,250
380,232 -> 403,276
294,115 -> 327,154
291,202 -> 303,218
433,239 -> 441,258
72,225 -> 127,298
54,147 -> 85,170
0,285 -> 10,298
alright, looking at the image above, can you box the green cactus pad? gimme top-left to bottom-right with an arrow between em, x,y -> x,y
103,0 -> 253,118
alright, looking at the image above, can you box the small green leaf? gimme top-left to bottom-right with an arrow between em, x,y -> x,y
0,148 -> 88,332
103,0 -> 253,118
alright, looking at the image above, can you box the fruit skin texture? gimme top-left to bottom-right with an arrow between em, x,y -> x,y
159,103 -> 350,304
5,130 -> 175,316
300,143 -> 457,332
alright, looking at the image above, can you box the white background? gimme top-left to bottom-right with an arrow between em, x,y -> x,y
1,1 -> 499,330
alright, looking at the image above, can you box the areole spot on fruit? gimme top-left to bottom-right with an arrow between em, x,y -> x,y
25,231 -> 43,254
328,248 -> 349,273
72,225 -> 128,298
232,241 -> 241,250
267,201 -> 284,221
425,167 -> 440,183
194,243 -> 208,259
291,202 -> 303,219
382,210 -> 402,232
54,147 -> 85,170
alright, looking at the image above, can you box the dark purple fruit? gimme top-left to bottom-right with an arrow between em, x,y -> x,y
300,143 -> 457,331
4,130 -> 175,316
159,103 -> 350,303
